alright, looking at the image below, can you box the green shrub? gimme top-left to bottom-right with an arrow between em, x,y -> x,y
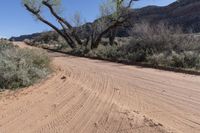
169,51 -> 200,69
183,51 -> 200,68
170,51 -> 185,68
93,45 -> 124,61
0,42 -> 51,90
147,53 -> 169,66
70,46 -> 90,56
147,51 -> 200,70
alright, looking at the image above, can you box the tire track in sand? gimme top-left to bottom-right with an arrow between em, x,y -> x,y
1,42 -> 200,133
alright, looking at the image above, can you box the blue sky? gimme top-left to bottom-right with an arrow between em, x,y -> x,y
0,0 -> 176,38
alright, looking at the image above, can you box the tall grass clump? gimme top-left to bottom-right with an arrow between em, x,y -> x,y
0,41 -> 51,90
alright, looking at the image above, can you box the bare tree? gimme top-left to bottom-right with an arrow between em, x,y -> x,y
23,0 -> 137,49
71,12 -> 83,27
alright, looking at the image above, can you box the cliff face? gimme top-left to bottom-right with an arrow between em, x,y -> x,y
10,0 -> 200,40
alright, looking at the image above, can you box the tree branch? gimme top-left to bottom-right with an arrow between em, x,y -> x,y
57,20 -> 76,46
92,18 -> 126,49
91,0 -> 136,49
42,0 -> 83,45
24,3 -> 76,48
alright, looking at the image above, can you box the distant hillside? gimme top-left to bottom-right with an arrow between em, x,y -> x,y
10,33 -> 41,41
133,0 -> 200,32
10,0 -> 200,41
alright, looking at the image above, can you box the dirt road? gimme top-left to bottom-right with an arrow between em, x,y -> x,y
0,42 -> 200,133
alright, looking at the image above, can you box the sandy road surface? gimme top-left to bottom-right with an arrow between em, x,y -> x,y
0,42 -> 200,133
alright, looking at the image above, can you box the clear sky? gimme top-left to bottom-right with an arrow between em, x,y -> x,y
0,0 -> 176,38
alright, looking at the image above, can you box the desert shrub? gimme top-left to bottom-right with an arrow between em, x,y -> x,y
0,41 -> 51,90
33,31 -> 59,44
169,51 -> 185,68
0,41 -> 16,50
69,45 -> 90,56
124,50 -> 147,62
170,51 -> 200,69
94,45 -> 123,60
147,51 -> 200,69
121,41 -> 155,62
147,53 -> 170,66
182,51 -> 200,68
117,22 -> 200,70
130,22 -> 200,52
87,44 -> 151,63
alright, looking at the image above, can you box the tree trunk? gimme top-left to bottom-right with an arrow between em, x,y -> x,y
109,29 -> 116,46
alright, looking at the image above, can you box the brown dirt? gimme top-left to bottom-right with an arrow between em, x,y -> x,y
0,42 -> 200,133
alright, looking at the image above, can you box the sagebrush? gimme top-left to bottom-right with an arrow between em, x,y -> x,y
0,41 -> 51,90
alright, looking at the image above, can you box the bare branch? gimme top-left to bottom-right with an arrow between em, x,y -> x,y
42,0 -> 83,45
23,0 -> 138,50
24,3 -> 76,48
57,20 -> 75,46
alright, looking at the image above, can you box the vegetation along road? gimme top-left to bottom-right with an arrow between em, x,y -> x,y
0,42 -> 200,133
